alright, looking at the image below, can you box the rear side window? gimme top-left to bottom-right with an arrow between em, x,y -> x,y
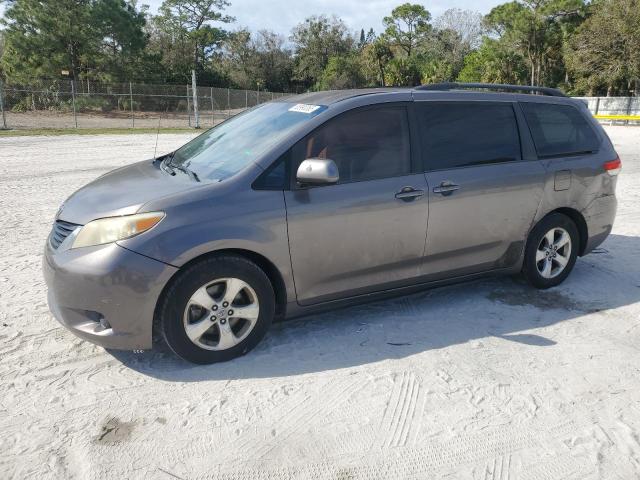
291,105 -> 411,184
521,102 -> 599,158
417,102 -> 521,170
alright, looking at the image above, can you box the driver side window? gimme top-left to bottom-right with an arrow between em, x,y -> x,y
292,105 -> 411,185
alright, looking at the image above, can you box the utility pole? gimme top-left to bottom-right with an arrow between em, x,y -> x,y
186,85 -> 191,127
191,70 -> 200,128
0,79 -> 7,129
70,79 -> 78,129
129,82 -> 135,128
210,87 -> 214,126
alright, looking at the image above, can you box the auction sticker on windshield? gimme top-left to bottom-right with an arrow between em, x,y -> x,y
288,104 -> 322,114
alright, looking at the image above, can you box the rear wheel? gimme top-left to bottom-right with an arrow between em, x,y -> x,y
158,255 -> 275,364
522,213 -> 579,289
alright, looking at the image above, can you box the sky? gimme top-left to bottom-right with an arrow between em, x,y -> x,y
0,1 -> 504,35
143,0 -> 504,36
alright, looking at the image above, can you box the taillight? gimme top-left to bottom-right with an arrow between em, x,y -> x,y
604,156 -> 621,176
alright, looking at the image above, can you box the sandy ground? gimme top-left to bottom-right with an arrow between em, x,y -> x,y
0,127 -> 639,479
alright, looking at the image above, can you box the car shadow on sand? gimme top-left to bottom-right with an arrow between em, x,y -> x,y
109,233 -> 640,381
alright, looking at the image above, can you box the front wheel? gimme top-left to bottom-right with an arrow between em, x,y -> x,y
157,255 -> 275,364
522,213 -> 579,289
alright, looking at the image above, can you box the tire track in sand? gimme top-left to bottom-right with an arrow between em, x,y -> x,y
230,374 -> 369,462
375,371 -> 424,449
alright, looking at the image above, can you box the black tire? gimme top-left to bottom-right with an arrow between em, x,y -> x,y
157,255 -> 275,364
522,213 -> 579,289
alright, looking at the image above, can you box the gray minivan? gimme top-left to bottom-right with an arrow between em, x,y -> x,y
43,83 -> 620,364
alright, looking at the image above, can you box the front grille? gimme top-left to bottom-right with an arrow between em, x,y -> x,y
49,220 -> 80,249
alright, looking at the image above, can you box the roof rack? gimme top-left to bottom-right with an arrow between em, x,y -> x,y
414,82 -> 567,97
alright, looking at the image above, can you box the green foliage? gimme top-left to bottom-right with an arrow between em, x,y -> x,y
0,0 -> 638,96
221,29 -> 293,91
457,38 -> 528,84
116,97 -> 139,111
382,3 -> 431,57
73,96 -> 115,112
318,54 -> 366,90
385,57 -> 422,86
11,98 -> 31,112
290,15 -> 354,87
2,0 -> 96,81
565,0 -> 640,95
1,0 -> 152,82
484,0 -> 587,86
360,39 -> 394,86
150,0 -> 232,83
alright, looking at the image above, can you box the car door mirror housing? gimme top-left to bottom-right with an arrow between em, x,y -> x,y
296,158 -> 339,186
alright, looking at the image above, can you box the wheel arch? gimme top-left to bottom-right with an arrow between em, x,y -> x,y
544,207 -> 588,256
153,248 -> 288,345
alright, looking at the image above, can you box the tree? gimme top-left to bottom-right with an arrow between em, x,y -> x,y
485,0 -> 586,86
318,54 -> 366,90
221,29 -> 256,87
382,3 -> 431,57
1,0 -> 149,82
1,0 -> 98,81
252,30 -> 294,92
290,15 -> 354,89
154,0 -> 233,78
385,56 -> 422,86
92,0 -> 149,80
457,37 -> 528,84
357,28 -> 376,49
0,29 -> 5,78
565,0 -> 640,95
420,28 -> 468,82
222,29 -> 293,91
361,38 -> 393,86
435,9 -> 484,49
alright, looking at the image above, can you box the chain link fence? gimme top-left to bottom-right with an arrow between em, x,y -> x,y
0,80 -> 638,131
0,78 -> 291,130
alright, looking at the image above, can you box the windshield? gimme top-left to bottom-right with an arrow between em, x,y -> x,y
169,101 -> 327,182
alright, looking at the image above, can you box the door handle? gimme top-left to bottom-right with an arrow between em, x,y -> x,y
433,182 -> 460,196
395,187 -> 424,201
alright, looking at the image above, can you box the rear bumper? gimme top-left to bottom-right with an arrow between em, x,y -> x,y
583,194 -> 617,254
43,242 -> 178,350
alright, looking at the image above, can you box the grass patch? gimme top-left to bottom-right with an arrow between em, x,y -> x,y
0,127 -> 199,137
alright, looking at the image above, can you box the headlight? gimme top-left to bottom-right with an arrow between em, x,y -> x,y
72,212 -> 165,249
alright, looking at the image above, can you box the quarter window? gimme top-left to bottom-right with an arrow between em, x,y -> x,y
292,106 -> 411,185
521,102 -> 599,158
417,102 -> 521,170
253,153 -> 288,190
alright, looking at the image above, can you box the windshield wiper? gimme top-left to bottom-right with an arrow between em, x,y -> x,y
173,164 -> 200,182
160,155 -> 176,175
160,152 -> 200,182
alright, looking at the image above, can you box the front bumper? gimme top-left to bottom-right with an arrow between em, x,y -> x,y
43,241 -> 178,350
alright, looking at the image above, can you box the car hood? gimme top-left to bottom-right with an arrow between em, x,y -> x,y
58,160 -> 196,225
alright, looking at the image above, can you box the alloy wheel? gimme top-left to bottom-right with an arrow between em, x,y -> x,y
183,278 -> 260,350
536,227 -> 572,279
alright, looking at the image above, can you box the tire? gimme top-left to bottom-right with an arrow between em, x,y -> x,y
157,255 -> 275,364
522,213 -> 579,289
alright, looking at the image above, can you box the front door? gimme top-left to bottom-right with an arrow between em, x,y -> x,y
284,104 -> 429,305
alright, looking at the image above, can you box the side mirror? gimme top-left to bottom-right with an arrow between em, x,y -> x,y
296,158 -> 339,186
